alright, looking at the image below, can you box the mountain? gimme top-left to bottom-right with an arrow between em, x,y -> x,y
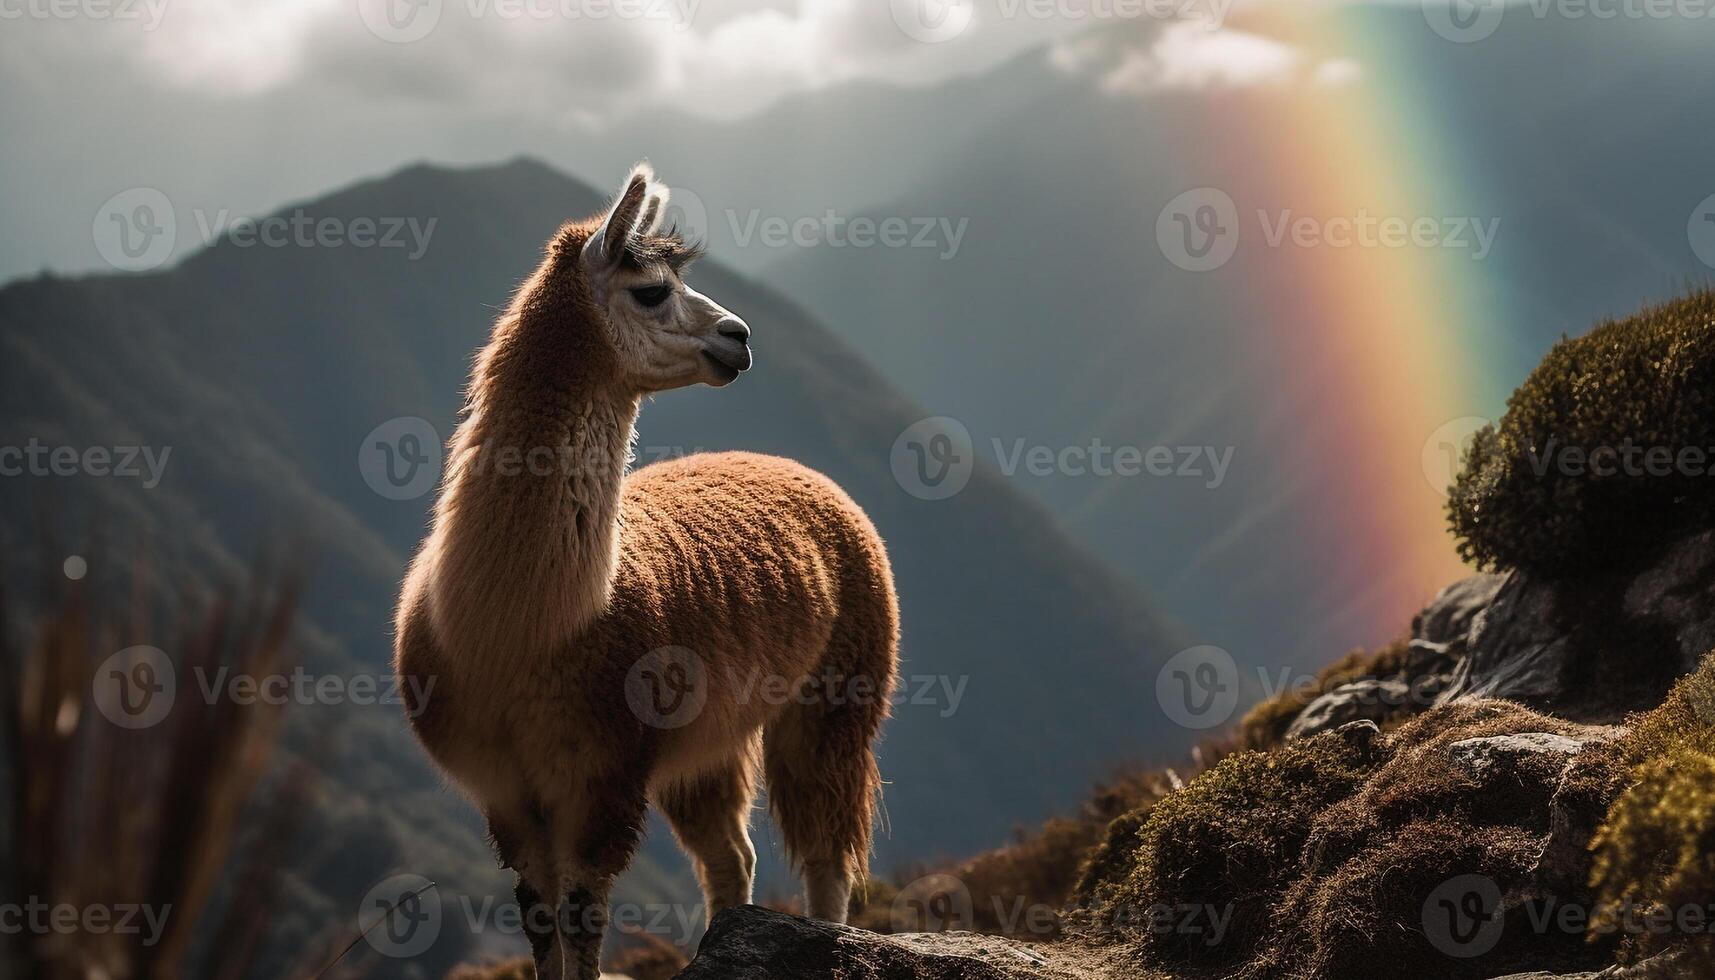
0,158 -> 1190,972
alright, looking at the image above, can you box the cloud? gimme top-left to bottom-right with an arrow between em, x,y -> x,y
1050,21 -> 1363,96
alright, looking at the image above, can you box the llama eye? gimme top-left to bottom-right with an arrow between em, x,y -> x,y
629,283 -> 673,308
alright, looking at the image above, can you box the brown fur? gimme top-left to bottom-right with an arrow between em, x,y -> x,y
393,166 -> 899,980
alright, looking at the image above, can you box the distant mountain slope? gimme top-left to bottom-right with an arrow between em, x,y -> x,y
0,158 -> 1189,971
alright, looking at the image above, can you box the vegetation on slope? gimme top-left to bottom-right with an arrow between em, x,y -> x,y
1449,288 -> 1715,574
1590,650 -> 1715,966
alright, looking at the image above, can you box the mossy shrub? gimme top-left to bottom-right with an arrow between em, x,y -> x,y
1448,289 -> 1715,574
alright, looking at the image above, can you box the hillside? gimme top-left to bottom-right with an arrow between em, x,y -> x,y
0,158 -> 1190,972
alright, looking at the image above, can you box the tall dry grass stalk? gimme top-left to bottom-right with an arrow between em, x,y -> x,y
0,560 -> 306,980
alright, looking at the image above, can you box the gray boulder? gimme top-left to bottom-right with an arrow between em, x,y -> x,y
1284,679 -> 1414,740
1439,528 -> 1715,722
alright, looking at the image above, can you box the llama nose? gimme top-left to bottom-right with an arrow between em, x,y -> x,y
717,317 -> 750,345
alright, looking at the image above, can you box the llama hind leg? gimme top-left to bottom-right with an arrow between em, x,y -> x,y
764,630 -> 894,923
656,744 -> 761,922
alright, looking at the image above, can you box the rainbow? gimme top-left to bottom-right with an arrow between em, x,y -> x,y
1222,5 -> 1520,649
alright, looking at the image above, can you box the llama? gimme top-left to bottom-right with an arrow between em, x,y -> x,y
393,164 -> 899,980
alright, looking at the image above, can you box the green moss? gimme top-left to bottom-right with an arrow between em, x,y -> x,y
1589,652 -> 1715,963
1448,288 -> 1715,573
1077,698 -> 1641,977
1075,732 -> 1378,967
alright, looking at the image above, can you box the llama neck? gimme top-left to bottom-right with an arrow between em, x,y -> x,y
427,369 -> 640,657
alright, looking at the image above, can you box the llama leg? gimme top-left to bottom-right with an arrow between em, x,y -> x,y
552,776 -> 650,980
656,744 -> 761,922
763,626 -> 895,923
489,807 -> 563,980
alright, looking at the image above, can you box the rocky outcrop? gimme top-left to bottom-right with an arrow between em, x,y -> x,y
1440,529 -> 1715,722
672,906 -> 1134,980
1292,530 -> 1715,741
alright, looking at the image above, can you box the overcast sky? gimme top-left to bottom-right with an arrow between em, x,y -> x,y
0,0 -> 1386,280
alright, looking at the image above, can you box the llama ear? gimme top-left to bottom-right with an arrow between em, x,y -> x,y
638,182 -> 671,236
584,163 -> 665,272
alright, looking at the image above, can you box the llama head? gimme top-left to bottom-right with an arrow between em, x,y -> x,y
560,163 -> 751,393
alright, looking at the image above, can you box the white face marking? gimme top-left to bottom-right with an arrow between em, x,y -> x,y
581,166 -> 750,393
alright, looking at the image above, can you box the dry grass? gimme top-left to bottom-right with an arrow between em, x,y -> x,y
0,562 -> 306,980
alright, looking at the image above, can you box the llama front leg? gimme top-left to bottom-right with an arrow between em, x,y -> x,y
552,778 -> 650,980
488,808 -> 563,980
